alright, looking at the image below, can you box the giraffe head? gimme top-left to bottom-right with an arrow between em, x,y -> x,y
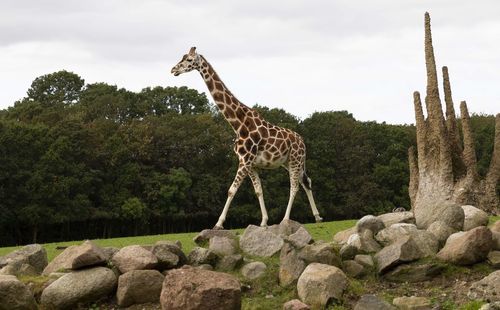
171,47 -> 202,76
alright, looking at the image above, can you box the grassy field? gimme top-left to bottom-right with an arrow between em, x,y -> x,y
0,219 -> 358,261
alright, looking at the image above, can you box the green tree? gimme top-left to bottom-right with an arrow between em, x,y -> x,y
26,70 -> 85,106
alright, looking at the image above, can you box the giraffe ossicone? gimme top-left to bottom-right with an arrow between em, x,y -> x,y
171,47 -> 323,229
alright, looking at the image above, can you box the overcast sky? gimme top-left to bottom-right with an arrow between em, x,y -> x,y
1,1 -> 499,124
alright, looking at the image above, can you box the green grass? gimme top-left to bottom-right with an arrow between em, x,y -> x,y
0,219 -> 357,262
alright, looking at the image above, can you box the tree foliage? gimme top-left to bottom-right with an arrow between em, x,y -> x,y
0,70 -> 496,245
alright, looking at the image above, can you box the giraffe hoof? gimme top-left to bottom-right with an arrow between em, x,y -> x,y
315,216 -> 323,223
260,224 -> 268,228
213,225 -> 224,230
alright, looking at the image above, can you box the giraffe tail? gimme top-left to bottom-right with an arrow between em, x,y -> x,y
302,171 -> 312,190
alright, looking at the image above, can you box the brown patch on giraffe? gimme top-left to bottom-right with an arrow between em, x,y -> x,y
215,82 -> 224,91
292,143 -> 299,150
203,62 -> 208,68
224,93 -> 231,103
258,126 -> 268,138
268,137 -> 275,144
225,108 -> 235,119
269,128 -> 277,137
244,138 -> 253,151
264,151 -> 272,160
213,92 -> 223,101
240,126 -> 249,138
277,132 -> 284,139
280,141 -> 287,152
250,131 -> 261,144
236,108 -> 245,122
289,134 -> 296,142
217,103 -> 225,110
230,120 -> 240,129
208,66 -> 215,75
255,118 -> 262,126
206,80 -> 214,92
238,146 -> 246,156
245,117 -> 256,132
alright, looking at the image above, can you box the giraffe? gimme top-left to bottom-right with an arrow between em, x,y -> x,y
171,47 -> 322,229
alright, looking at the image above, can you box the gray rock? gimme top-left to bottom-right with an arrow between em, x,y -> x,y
0,274 -> 37,310
437,226 -> 493,265
343,260 -> 365,278
488,251 -> 500,268
283,299 -> 311,310
377,211 -> 415,228
209,236 -> 238,256
374,236 -> 422,274
279,243 -> 306,286
340,243 -> 358,260
193,229 -> 237,245
356,215 -> 385,235
384,263 -> 445,283
43,240 -> 106,275
354,294 -> 396,310
41,267 -> 117,309
216,254 -> 243,271
160,266 -> 241,310
354,255 -> 374,268
187,247 -> 218,266
347,230 -> 382,254
462,205 -> 489,231
375,223 -> 439,257
195,264 -> 213,271
333,227 -> 357,245
239,225 -> 284,257
468,270 -> 500,302
116,270 -> 164,307
101,247 -> 120,261
427,221 -> 457,246
415,201 -> 464,230
112,245 -> 158,273
0,244 -> 47,275
241,261 -> 267,280
152,241 -> 186,270
297,263 -> 348,308
299,242 -> 341,267
392,296 -> 432,309
479,302 -> 500,310
286,227 -> 313,249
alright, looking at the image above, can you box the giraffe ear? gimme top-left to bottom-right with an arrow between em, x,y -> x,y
189,47 -> 197,55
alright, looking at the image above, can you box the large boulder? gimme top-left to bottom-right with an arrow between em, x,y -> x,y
187,247 -> 218,267
468,270 -> 500,302
377,211 -> 415,227
216,254 -> 243,271
354,294 -> 396,310
356,215 -> 385,235
241,261 -> 266,280
267,219 -> 303,237
239,225 -> 284,257
0,275 -> 37,310
116,270 -> 164,307
374,236 -> 422,274
112,245 -> 158,273
343,260 -> 365,278
209,236 -> 238,257
491,231 -> 500,251
152,241 -> 186,270
160,266 -> 241,310
487,251 -> 500,268
462,205 -> 489,231
354,255 -> 374,268
41,267 -> 117,309
414,201 -> 464,230
298,242 -> 341,267
297,263 -> 348,308
436,226 -> 493,265
375,223 -> 439,257
43,240 -> 106,275
279,243 -> 306,286
194,229 -> 237,245
0,244 -> 47,275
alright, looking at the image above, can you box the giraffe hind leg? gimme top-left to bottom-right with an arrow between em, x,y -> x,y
300,172 -> 323,222
248,169 -> 268,227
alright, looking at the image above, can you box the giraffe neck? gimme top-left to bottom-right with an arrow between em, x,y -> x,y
198,56 -> 251,132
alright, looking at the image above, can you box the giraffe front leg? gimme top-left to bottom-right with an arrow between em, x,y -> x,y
248,169 -> 268,227
214,167 -> 248,230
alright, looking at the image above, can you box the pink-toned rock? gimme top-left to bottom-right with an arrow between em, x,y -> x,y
112,245 -> 158,273
437,226 -> 493,265
160,266 -> 241,310
43,240 -> 106,275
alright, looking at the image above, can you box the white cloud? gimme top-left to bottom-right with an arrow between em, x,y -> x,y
0,0 -> 499,124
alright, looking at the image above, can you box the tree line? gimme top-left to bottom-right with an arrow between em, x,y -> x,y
0,71 -> 496,246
